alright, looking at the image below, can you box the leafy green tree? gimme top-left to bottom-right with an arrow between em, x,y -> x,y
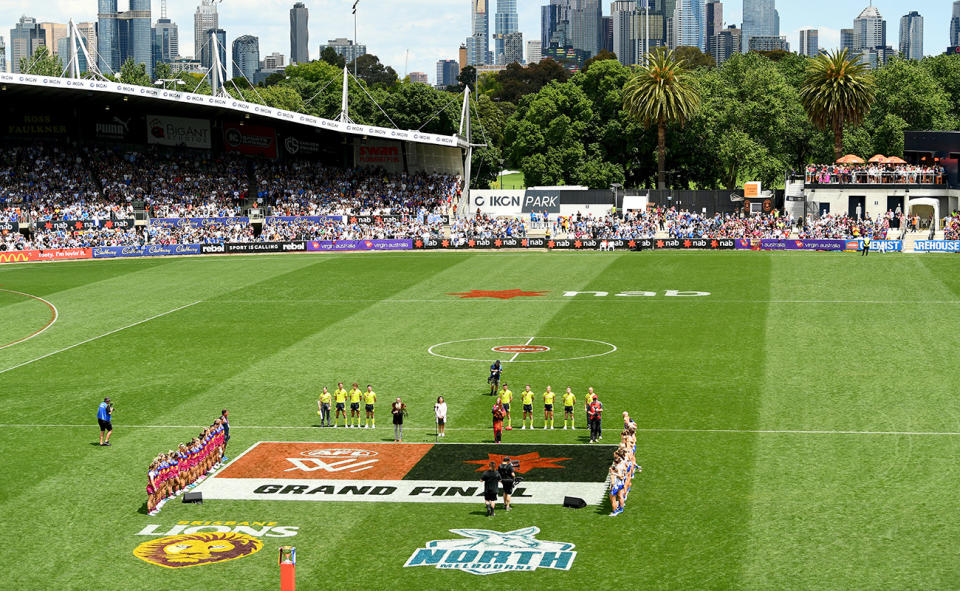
920,54 -> 960,123
381,81 -> 458,134
153,61 -> 172,83
623,48 -> 701,188
799,49 -> 875,161
348,54 -> 398,88
674,46 -> 715,69
320,46 -> 345,69
458,65 -> 477,92
491,59 -> 570,103
869,58 -> 954,133
20,46 -> 62,76
118,58 -> 151,86
583,49 -> 619,72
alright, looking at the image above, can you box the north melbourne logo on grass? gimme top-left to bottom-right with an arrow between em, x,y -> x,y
404,527 -> 576,575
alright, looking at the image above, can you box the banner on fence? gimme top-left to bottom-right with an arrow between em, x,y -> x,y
307,240 -> 412,251
914,240 -> 960,252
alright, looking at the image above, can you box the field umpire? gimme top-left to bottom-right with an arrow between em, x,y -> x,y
498,457 -> 516,512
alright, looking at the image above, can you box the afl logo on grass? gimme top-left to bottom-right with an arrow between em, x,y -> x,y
404,527 -> 576,575
133,532 -> 263,569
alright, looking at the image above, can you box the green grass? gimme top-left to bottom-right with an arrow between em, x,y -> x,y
490,172 -> 525,189
0,251 -> 959,590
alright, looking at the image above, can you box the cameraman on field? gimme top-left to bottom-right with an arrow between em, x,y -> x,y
498,457 -> 517,512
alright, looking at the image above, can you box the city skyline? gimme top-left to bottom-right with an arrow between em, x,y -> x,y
0,0 -> 954,83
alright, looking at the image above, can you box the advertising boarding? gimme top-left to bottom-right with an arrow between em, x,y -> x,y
147,115 -> 212,149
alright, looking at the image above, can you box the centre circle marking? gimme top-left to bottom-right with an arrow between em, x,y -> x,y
492,345 -> 550,354
0,288 -> 59,350
428,336 -> 617,363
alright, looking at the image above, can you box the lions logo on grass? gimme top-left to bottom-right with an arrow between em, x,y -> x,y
404,527 -> 576,575
133,532 -> 263,568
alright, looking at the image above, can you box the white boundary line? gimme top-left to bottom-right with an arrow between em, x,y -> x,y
1,424 -> 959,436
0,300 -> 201,375
427,336 -> 618,363
0,289 -> 59,350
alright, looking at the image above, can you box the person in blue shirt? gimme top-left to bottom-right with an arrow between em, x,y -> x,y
97,397 -> 113,446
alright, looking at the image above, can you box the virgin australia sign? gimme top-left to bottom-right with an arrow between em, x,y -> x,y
403,527 -> 576,575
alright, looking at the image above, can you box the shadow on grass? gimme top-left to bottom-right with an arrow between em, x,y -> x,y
136,500 -> 150,515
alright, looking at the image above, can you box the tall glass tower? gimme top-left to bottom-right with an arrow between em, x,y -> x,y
467,0 -> 490,65
493,0 -> 518,64
290,2 -> 309,64
98,0 -> 120,74
741,0 -> 775,53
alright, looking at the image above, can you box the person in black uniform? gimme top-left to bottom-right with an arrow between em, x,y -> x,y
497,457 -> 516,512
488,360 -> 502,396
481,461 -> 500,516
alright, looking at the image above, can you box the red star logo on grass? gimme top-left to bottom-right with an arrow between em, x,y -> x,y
465,452 -> 571,474
447,289 -> 549,299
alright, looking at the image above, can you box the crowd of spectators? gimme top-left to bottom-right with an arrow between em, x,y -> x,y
797,213 -> 893,240
805,163 -> 945,185
945,213 -> 960,241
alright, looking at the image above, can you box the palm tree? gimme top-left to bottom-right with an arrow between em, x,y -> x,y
799,49 -> 876,162
622,48 -> 701,189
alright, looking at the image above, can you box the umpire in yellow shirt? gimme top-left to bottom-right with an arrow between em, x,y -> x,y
521,385 -> 535,430
334,382 -> 348,427
348,383 -> 363,428
317,387 -> 332,427
363,385 -> 377,429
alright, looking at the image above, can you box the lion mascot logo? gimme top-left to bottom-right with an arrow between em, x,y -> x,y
133,532 -> 263,568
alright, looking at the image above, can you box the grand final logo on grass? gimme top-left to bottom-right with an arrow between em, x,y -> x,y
404,527 -> 576,575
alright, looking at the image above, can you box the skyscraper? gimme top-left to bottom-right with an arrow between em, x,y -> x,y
673,0 -> 706,51
290,2 -> 309,64
602,16 -> 613,53
541,0 -> 572,50
710,24 -> 741,64
194,0 -> 218,61
436,59 -> 459,87
705,0 -> 722,45
612,0 -> 641,65
57,35 -> 89,73
318,38 -> 366,65
952,2 -> 960,47
742,0 -> 775,54
798,29 -> 818,57
153,17 -> 179,66
232,35 -> 259,80
526,40 -> 542,63
503,31 -> 524,64
493,0 -> 518,64
571,0 -> 602,58
0,36 -> 6,73
853,4 -> 885,51
467,0 -> 490,66
39,23 -> 67,57
128,0 -> 153,77
10,16 -> 45,74
77,22 -> 97,66
98,0 -> 120,73
200,28 -> 226,71
840,28 -> 854,53
898,12 -> 922,60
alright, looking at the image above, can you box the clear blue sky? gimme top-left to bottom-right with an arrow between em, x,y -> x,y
1,1 -> 954,83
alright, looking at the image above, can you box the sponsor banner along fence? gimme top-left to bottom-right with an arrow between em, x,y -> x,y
759,239 -> 850,251
35,218 -> 135,231
915,240 -> 960,252
265,216 -> 343,223
147,115 -> 212,149
0,248 -> 92,264
306,240 -> 412,251
194,442 -> 613,505
92,244 -> 206,258
0,221 -> 19,232
225,242 -> 306,254
149,217 -> 250,228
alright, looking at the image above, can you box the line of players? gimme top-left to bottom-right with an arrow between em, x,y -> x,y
608,414 -> 640,517
315,382 -> 378,428
146,416 -> 227,515
495,383 -> 596,430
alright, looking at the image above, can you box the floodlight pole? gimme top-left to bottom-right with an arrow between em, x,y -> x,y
338,66 -> 352,123
460,86 -> 472,219
352,0 -> 360,78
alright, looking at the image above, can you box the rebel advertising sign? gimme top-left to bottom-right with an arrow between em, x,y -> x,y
193,442 -> 614,505
223,122 -> 278,158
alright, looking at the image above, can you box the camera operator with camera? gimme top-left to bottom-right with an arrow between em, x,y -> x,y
97,397 -> 114,446
498,457 -> 520,512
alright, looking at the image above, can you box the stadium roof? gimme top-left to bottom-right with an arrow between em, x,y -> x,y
0,72 -> 467,149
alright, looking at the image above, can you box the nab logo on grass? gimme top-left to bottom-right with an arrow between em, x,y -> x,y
404,527 -> 576,575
